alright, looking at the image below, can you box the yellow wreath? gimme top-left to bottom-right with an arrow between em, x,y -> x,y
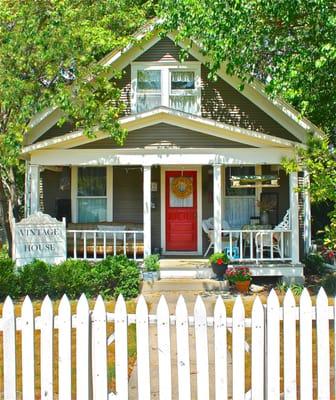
171,176 -> 193,199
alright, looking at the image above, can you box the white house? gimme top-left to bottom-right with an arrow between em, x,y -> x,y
21,27 -> 323,279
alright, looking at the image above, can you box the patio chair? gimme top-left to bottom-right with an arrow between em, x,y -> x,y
255,209 -> 290,258
202,217 -> 238,257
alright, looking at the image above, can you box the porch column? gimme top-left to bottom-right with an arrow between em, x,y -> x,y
213,164 -> 222,253
289,172 -> 300,264
303,170 -> 312,255
143,165 -> 151,257
29,164 -> 40,214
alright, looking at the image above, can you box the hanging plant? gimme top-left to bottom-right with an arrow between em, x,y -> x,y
171,177 -> 193,199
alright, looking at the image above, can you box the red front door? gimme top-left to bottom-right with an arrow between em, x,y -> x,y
166,170 -> 197,251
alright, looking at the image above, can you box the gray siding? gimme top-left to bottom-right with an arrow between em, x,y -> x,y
113,167 -> 143,223
75,123 -> 252,149
112,65 -> 131,116
135,37 -> 196,62
201,66 -> 299,142
41,168 -> 71,219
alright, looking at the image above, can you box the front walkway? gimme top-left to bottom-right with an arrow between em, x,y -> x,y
128,279 -> 233,399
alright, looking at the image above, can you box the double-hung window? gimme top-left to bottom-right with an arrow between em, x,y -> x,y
77,167 -> 107,223
132,63 -> 201,115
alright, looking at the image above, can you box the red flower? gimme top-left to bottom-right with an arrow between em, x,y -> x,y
217,258 -> 223,265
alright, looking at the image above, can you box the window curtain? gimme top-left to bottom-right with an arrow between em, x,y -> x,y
224,197 -> 256,228
137,93 -> 162,113
171,71 -> 195,89
170,95 -> 198,114
137,70 -> 161,91
78,198 -> 107,223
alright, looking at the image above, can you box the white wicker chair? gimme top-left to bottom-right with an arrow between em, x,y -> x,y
202,217 -> 238,256
255,209 -> 290,258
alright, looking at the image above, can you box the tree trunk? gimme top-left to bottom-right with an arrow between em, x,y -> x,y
0,176 -> 12,254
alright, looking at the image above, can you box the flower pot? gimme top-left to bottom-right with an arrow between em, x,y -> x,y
211,262 -> 228,281
235,280 -> 250,293
142,271 -> 160,282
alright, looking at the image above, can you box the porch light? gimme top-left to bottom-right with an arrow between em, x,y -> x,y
230,175 -> 280,188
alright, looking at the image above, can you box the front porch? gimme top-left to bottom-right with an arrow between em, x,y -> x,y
25,155 -> 311,275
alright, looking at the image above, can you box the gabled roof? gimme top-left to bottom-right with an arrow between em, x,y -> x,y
25,21 -> 324,146
22,106 -> 301,155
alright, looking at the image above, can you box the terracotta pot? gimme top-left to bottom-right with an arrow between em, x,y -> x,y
235,280 -> 250,293
211,262 -> 228,281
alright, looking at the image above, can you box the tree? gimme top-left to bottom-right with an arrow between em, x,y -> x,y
0,0 -> 153,247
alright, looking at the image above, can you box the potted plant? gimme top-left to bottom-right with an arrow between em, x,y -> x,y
142,254 -> 160,281
226,267 -> 252,293
209,252 -> 230,280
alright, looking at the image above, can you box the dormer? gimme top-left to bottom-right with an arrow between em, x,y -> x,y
131,62 -> 201,115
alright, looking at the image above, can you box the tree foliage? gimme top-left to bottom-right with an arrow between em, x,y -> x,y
0,0 -> 153,241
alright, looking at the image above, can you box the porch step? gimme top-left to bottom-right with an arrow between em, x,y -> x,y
141,278 -> 228,295
159,258 -> 212,279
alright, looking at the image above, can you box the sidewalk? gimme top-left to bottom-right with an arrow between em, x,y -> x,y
128,279 -> 233,399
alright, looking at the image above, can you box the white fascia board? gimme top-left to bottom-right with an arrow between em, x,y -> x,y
25,108 -> 63,145
22,107 -> 298,154
167,33 -> 324,143
30,147 -> 295,166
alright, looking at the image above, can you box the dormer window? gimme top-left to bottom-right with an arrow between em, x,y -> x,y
131,63 -> 201,115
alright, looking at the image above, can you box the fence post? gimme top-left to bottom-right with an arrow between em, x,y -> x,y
22,296 -> 35,400
251,296 -> 264,400
58,295 -> 72,400
232,296 -> 245,400
214,296 -> 227,400
115,295 -> 128,399
40,296 -> 54,400
3,296 -> 16,400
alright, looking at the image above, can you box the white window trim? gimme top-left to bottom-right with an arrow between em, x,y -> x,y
71,166 -> 113,223
131,61 -> 201,115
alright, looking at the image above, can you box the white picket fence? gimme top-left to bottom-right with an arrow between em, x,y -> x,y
0,289 -> 335,399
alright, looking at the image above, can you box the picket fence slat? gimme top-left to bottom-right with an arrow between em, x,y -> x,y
58,295 -> 72,400
92,295 -> 108,400
157,295 -> 172,400
22,296 -> 35,400
176,295 -> 191,400
266,289 -> 280,400
115,295 -> 128,400
283,289 -> 297,400
136,295 -> 151,400
40,296 -> 54,400
214,296 -> 228,400
251,296 -> 264,400
232,296 -> 245,400
300,289 -> 313,400
76,294 -> 91,400
194,295 -> 210,400
3,297 -> 16,400
316,288 -> 330,400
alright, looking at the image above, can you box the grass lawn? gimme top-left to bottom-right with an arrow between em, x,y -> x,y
0,299 -> 137,398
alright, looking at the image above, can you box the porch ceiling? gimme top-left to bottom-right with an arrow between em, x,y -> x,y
22,106 -> 301,156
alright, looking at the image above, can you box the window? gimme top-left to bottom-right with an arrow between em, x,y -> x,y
136,70 -> 161,113
169,70 -> 198,114
77,167 -> 107,223
132,63 -> 201,115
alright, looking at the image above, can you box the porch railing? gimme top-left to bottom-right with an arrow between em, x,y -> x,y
67,230 -> 144,260
221,229 -> 292,262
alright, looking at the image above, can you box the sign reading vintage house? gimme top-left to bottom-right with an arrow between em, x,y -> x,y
13,212 -> 66,266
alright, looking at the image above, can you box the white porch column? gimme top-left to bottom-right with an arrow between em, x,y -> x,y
29,164 -> 40,214
213,164 -> 222,253
143,165 -> 151,257
303,170 -> 312,255
289,172 -> 300,264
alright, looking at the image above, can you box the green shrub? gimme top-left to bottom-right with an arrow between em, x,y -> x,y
304,253 -> 327,276
50,259 -> 92,299
18,259 -> 52,299
90,255 -> 140,299
0,253 -> 18,300
143,254 -> 160,272
321,273 -> 336,296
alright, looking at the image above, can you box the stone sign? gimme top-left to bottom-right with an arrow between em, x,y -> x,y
13,212 -> 66,266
